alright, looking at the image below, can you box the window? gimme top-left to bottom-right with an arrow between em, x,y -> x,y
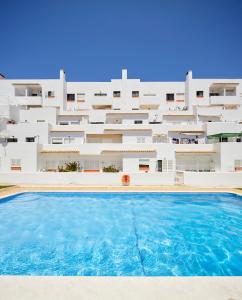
15,88 -> 25,96
176,92 -> 185,102
67,94 -> 75,101
143,93 -> 156,96
26,137 -> 35,142
157,160 -> 162,172
132,91 -> 139,98
11,159 -> 21,166
51,137 -> 63,144
137,137 -> 146,143
139,159 -> 150,172
196,91 -> 204,98
64,137 -> 75,144
162,159 -> 173,172
235,160 -> 242,171
11,159 -> 21,171
225,88 -> 236,96
209,92 -> 219,96
37,120 -> 45,122
7,137 -> 18,142
77,93 -> 85,102
59,121 -> 69,125
113,91 -> 121,97
84,160 -> 100,171
166,93 -> 174,101
94,92 -> 107,96
77,93 -> 85,98
134,120 -> 143,124
70,121 -> 80,125
48,91 -> 55,97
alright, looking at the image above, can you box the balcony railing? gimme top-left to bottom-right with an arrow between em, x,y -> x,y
15,96 -> 42,106
210,96 -> 240,105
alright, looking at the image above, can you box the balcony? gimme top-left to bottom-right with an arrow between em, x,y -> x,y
16,96 -> 42,106
139,96 -> 161,109
206,121 -> 242,136
91,95 -> 113,107
209,83 -> 240,105
210,96 -> 240,105
175,144 -> 216,153
197,106 -> 223,117
14,83 -> 42,106
86,134 -> 122,143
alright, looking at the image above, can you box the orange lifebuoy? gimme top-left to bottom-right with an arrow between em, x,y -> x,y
122,174 -> 130,186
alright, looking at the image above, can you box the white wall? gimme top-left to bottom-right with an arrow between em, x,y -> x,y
0,143 -> 38,172
49,131 -> 85,144
19,107 -> 57,124
219,143 -> 242,172
122,152 -> 157,173
183,172 -> 242,187
6,123 -> 49,144
206,122 -> 242,135
0,172 -> 175,186
122,131 -> 152,144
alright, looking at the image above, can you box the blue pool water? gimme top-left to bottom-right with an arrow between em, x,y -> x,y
0,192 -> 241,276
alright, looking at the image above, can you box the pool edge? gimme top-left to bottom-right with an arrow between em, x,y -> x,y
0,276 -> 241,300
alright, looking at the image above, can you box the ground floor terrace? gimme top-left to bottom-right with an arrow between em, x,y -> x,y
39,152 -> 173,173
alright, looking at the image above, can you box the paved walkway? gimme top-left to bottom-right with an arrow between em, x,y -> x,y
0,276 -> 241,300
0,185 -> 242,198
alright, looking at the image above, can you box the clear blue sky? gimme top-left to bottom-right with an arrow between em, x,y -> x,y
0,0 -> 242,81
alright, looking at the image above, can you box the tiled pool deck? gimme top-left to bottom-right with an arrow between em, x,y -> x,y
0,185 -> 241,300
1,185 -> 242,198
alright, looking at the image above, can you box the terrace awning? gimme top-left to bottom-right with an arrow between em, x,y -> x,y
40,149 -> 80,153
101,149 -> 156,153
176,150 -> 216,154
207,132 -> 242,139
169,129 -> 204,133
180,132 -> 204,136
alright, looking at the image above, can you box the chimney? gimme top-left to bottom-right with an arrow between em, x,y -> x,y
122,69 -> 127,80
186,70 -> 192,80
60,69 -> 65,81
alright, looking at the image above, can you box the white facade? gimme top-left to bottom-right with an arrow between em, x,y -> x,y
0,69 -> 242,186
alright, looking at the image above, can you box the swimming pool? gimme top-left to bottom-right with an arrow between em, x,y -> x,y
0,192 -> 241,276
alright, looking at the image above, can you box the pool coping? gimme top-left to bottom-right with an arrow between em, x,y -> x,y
0,276 -> 241,300
0,185 -> 242,200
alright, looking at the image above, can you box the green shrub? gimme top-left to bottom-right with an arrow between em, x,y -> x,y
58,161 -> 78,172
58,165 -> 68,172
103,165 -> 119,173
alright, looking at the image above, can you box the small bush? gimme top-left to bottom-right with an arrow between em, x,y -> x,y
103,165 -> 119,173
58,161 -> 79,172
65,161 -> 78,172
58,165 -> 68,172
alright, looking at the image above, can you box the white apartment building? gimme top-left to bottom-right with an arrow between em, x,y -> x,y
0,69 -> 242,187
